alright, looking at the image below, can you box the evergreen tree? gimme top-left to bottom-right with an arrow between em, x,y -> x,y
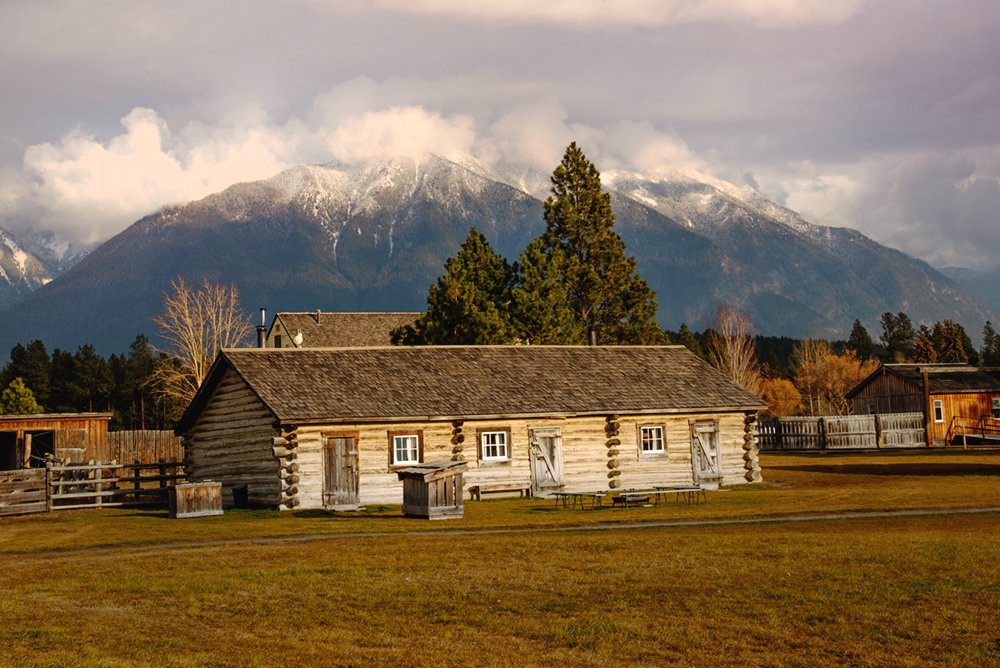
982,321 -> 1000,366
73,344 -> 114,412
2,340 -> 51,406
510,239 -> 584,344
393,228 -> 517,345
846,320 -> 876,361
675,323 -> 704,358
879,312 -> 915,362
110,334 -> 161,429
533,142 -> 664,344
0,377 -> 43,415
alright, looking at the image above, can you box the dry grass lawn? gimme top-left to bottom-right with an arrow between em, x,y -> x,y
0,448 -> 998,666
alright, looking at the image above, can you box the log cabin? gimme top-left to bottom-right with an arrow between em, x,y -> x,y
846,364 -> 1000,445
265,311 -> 419,349
176,346 -> 766,510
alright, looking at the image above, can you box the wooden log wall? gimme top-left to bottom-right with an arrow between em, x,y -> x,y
182,368 -> 280,508
292,411 -> 755,508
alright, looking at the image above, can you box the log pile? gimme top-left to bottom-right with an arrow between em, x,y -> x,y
605,414 -> 622,489
273,429 -> 301,510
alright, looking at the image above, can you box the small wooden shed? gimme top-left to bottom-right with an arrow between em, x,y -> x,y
0,413 -> 112,470
846,364 -> 1000,445
176,346 -> 765,510
396,460 -> 468,519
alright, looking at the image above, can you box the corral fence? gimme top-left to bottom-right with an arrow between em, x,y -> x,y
0,469 -> 47,517
0,459 -> 185,517
108,430 -> 184,463
757,412 -> 925,451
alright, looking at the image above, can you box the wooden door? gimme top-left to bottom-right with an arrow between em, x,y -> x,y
690,422 -> 722,487
529,427 -> 564,493
323,436 -> 359,509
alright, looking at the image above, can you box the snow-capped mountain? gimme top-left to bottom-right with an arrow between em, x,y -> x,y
0,154 -> 991,353
0,227 -> 52,306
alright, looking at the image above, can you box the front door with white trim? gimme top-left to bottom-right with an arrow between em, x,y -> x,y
529,427 -> 564,494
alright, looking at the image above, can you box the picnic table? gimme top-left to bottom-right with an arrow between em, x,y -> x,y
611,486 -> 708,508
551,491 -> 606,509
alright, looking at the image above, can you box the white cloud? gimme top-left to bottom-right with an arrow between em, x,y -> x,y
370,0 -> 865,28
322,106 -> 477,163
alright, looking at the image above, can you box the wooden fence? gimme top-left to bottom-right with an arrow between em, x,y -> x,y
108,430 -> 184,463
47,460 -> 186,511
0,469 -> 47,517
757,413 -> 925,451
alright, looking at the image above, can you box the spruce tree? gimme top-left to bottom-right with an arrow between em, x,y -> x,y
912,325 -> 938,363
393,228 -> 516,345
846,320 -> 876,361
932,319 -> 970,364
982,321 -> 1000,366
2,340 -> 51,406
531,142 -> 664,344
675,323 -> 704,358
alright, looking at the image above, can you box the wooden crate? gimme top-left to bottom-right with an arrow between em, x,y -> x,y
168,482 -> 223,518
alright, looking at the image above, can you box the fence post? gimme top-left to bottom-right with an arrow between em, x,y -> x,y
159,458 -> 167,502
874,414 -> 883,449
45,461 -> 53,512
95,462 -> 103,509
819,418 -> 827,450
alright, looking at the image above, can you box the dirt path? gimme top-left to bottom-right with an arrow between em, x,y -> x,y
7,505 -> 1000,561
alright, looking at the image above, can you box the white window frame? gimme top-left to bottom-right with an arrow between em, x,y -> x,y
392,434 -> 420,465
933,400 -> 944,423
479,431 -> 510,461
639,425 -> 666,455
992,398 -> 1000,420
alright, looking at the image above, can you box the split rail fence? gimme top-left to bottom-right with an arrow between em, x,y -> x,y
756,412 -> 925,451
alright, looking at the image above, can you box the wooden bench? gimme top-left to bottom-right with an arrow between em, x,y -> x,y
468,483 -> 532,501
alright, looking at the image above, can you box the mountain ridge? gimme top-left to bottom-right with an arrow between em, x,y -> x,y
0,154 -> 992,353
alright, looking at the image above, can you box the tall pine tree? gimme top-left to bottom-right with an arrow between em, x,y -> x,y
525,142 -> 664,344
393,228 -> 516,345
846,320 -> 876,361
982,321 -> 1000,366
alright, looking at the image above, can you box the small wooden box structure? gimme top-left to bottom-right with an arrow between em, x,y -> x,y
396,460 -> 468,520
168,481 -> 223,518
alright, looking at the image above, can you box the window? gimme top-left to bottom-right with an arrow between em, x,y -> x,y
867,404 -> 877,415
992,398 -> 1000,420
479,430 -> 510,461
274,334 -> 282,348
933,400 -> 944,423
388,431 -> 423,466
639,425 -> 665,455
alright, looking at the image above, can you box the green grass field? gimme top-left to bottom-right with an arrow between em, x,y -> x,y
1,449 -> 999,666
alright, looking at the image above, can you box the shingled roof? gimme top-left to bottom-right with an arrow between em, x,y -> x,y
178,346 -> 765,431
269,312 -> 419,347
847,364 -> 1000,398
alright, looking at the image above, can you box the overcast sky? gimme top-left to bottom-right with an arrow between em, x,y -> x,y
1,0 -> 998,269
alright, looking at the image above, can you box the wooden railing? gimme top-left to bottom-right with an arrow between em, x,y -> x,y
47,460 -> 186,511
947,415 -> 1000,446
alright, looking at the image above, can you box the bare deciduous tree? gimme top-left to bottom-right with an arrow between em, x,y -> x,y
703,306 -> 763,396
154,278 -> 251,406
792,339 -> 879,415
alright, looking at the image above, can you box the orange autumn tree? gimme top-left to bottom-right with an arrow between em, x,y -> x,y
792,339 -> 879,415
759,377 -> 802,416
